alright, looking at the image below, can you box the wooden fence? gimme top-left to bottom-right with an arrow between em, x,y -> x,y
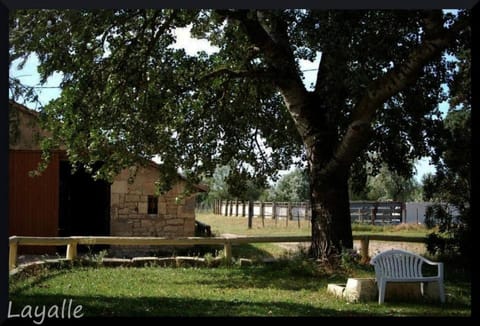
213,200 -> 405,225
213,200 -> 311,220
9,234 -> 425,271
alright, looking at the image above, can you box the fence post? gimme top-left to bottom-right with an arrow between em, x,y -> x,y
229,200 -> 233,216
359,236 -> 370,264
283,202 -> 290,227
66,239 -> 78,260
261,202 -> 265,227
297,206 -> 301,228
224,240 -> 232,263
274,202 -> 278,226
224,200 -> 228,216
9,239 -> 18,271
371,203 -> 377,225
235,199 -> 239,216
248,200 -> 253,229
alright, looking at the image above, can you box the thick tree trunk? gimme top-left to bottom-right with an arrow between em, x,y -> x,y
309,167 -> 353,261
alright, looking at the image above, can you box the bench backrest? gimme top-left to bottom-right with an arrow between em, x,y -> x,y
370,249 -> 425,279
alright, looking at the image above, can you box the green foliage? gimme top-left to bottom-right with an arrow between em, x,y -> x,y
339,248 -> 362,272
350,164 -> 423,201
197,165 -> 268,210
422,36 -> 470,265
266,168 -> 309,202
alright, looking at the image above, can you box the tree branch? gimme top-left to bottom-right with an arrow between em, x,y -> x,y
200,67 -> 275,81
320,11 -> 460,177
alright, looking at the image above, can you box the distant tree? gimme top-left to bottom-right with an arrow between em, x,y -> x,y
198,165 -> 267,209
366,165 -> 423,202
423,42 -> 470,264
349,163 -> 423,202
268,168 -> 309,202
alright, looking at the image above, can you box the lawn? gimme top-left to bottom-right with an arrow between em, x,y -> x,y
8,212 -> 470,318
9,262 -> 471,317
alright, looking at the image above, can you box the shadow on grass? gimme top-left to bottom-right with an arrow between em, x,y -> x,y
6,293 -> 363,317
9,292 -> 471,318
180,263 -> 330,292
9,262 -> 77,293
231,243 -> 277,260
151,243 -> 277,261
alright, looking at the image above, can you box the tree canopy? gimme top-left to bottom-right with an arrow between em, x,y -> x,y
9,9 -> 470,260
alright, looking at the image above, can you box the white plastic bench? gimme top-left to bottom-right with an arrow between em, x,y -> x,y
370,249 -> 445,304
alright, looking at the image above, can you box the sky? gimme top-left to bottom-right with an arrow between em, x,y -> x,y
9,25 -> 438,182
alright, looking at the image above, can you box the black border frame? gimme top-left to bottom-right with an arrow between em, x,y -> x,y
1,1 -> 477,324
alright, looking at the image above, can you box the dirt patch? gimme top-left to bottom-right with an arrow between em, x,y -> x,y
275,240 -> 426,257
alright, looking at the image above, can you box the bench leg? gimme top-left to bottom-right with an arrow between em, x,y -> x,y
378,280 -> 387,304
438,281 -> 446,303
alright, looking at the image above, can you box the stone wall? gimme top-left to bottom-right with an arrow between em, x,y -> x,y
110,165 -> 196,239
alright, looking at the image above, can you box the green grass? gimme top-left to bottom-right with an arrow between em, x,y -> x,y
9,262 -> 470,317
197,212 -> 312,236
9,213 -> 468,318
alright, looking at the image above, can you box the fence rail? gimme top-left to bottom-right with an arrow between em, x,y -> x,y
213,200 -> 405,225
9,234 -> 426,271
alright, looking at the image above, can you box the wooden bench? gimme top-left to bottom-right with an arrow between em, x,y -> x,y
370,249 -> 445,304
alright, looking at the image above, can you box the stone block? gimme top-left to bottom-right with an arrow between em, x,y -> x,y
239,258 -> 253,267
166,204 -> 178,215
158,202 -> 167,214
327,284 -> 346,299
125,194 -> 140,202
111,193 -> 120,206
164,226 -> 182,232
166,218 -> 184,226
153,220 -> 165,227
138,202 -> 148,214
184,220 -> 195,229
344,278 -> 377,303
157,257 -> 177,267
175,256 -> 206,267
110,222 -> 133,234
101,258 -> 132,267
131,257 -> 161,267
112,180 -> 128,194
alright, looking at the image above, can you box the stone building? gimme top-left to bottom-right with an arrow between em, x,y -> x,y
111,163 -> 207,238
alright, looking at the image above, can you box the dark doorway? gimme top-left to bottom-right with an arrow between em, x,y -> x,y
59,161 -> 110,251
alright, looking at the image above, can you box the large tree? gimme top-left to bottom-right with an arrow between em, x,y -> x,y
9,9 -> 470,261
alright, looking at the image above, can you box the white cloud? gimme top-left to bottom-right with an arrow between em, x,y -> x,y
170,26 -> 220,56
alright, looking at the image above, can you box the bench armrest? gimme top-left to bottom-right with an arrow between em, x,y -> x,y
421,258 -> 444,279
